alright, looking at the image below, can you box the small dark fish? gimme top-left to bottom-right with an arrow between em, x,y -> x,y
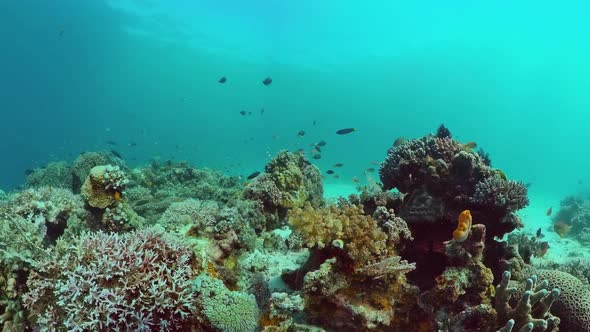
313,120 -> 317,126
110,150 -> 122,158
326,170 -> 335,174
336,128 -> 357,135
58,28 -> 64,37
240,110 -> 246,116
394,137 -> 408,147
218,76 -> 227,83
128,142 -> 137,147
312,154 -> 321,160
536,227 -> 545,238
295,148 -> 305,153
333,174 -> 340,179
106,140 -> 117,146
546,207 -> 553,216
333,163 -> 343,167
248,111 -> 252,115
247,171 -> 261,180
366,168 -> 375,172
525,182 -> 532,188
260,108 -> 265,115
24,168 -> 35,176
317,140 -> 327,147
314,145 -> 322,152
352,176 -> 359,183
370,160 -> 379,166
297,130 -> 306,137
262,77 -> 272,85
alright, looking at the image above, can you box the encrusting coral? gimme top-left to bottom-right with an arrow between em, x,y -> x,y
81,164 -> 129,209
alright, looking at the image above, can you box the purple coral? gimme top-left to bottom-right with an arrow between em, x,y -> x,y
471,176 -> 529,211
23,227 -> 196,331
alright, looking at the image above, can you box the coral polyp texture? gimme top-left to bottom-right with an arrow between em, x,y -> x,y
81,164 -> 129,209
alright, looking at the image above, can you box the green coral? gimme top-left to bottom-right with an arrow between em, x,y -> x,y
193,274 -> 259,332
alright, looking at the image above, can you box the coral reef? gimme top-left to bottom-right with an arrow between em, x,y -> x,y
72,151 -> 126,191
553,195 -> 590,242
26,161 -> 74,190
193,274 -> 259,332
245,150 -> 323,228
81,164 -> 129,209
0,186 -> 87,243
495,271 -> 560,331
535,269 -> 590,331
24,227 -> 196,331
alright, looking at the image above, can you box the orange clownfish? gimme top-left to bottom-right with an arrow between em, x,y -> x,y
453,210 -> 472,242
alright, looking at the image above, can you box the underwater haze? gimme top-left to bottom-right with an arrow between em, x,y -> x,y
5,1 -> 590,331
1,0 -> 590,199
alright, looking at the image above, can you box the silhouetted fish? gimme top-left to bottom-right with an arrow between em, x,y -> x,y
546,207 -> 553,216
260,108 -> 265,115
262,77 -> 272,85
317,140 -> 327,147
536,227 -> 545,238
326,170 -> 335,174
247,171 -> 261,180
333,163 -> 343,167
240,110 -> 246,116
106,140 -> 117,146
297,130 -> 306,137
218,76 -> 227,83
366,168 -> 375,172
336,128 -> 357,135
128,142 -> 137,147
312,154 -> 321,160
313,120 -> 316,126
24,168 -> 34,176
394,137 -> 408,147
110,150 -> 122,158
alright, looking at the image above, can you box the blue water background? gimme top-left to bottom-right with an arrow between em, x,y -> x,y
1,0 -> 589,202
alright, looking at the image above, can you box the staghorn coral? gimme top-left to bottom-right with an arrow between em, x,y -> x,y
26,161 -> 74,190
0,186 -> 87,243
24,227 -> 196,331
193,274 -> 259,332
470,175 -> 529,211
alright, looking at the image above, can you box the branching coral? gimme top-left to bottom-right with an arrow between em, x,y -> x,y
471,175 -> 529,211
24,227 -> 196,331
495,271 -> 560,331
26,161 -> 74,190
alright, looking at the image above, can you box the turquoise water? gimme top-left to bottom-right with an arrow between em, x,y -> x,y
2,0 -> 590,198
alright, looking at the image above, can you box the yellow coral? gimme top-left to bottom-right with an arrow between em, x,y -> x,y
81,165 -> 114,209
288,203 -> 389,265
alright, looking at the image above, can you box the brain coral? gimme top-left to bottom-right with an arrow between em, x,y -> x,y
536,269 -> 590,332
193,274 -> 259,332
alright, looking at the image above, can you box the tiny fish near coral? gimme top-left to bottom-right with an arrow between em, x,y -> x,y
452,210 -> 472,242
